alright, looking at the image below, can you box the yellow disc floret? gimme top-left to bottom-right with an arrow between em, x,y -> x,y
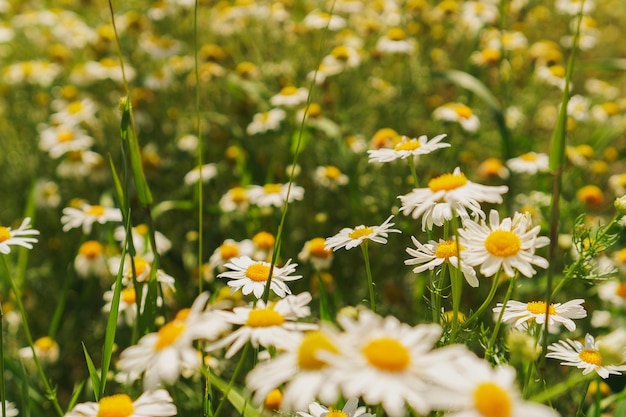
155,320 -> 186,350
0,227 -> 11,243
484,230 -> 521,257
97,393 -> 134,417
245,263 -> 271,282
247,308 -> 285,327
362,337 -> 411,372
526,301 -> 556,315
579,349 -> 603,365
428,172 -> 468,192
473,382 -> 512,417
348,226 -> 374,239
297,331 -> 339,370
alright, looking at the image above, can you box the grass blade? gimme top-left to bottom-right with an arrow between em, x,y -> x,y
81,342 -> 101,401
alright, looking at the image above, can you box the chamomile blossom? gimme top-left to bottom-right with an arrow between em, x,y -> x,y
546,333 -> 626,379
74,240 -> 109,280
299,238 -> 334,270
0,217 -> 39,254
506,152 -> 550,175
246,108 -> 287,135
270,86 -> 309,107
61,203 -> 122,234
207,292 -> 317,358
38,124 -> 94,159
217,256 -> 302,298
405,236 -> 478,287
458,210 -> 550,278
399,167 -> 508,231
297,398 -> 373,417
117,293 -> 229,389
493,299 -> 587,332
19,336 -> 60,364
111,254 -> 176,291
425,351 -> 560,417
1,401 -> 18,417
101,283 -> 149,326
209,239 -> 255,272
114,224 -> 172,256
247,183 -> 305,208
219,186 -> 250,213
367,134 -> 450,163
433,103 -> 480,133
183,163 -> 218,185
375,27 -> 415,55
64,389 -> 176,417
325,215 -> 400,251
328,310 -> 468,417
246,327 -> 343,412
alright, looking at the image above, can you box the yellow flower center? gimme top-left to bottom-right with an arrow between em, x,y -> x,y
57,130 -> 75,142
219,242 -> 240,260
309,238 -> 331,258
263,183 -> 283,194
264,388 -> 282,410
602,102 -> 619,116
394,139 -> 421,152
135,224 -> 149,235
520,152 -> 538,162
548,65 -> 565,78
331,45 -> 350,61
435,240 -> 462,260
484,230 -> 521,257
97,394 -> 134,417
473,382 -> 512,417
245,263 -> 271,282
155,320 -> 186,350
324,166 -> 342,180
362,337 -> 411,372
176,308 -> 191,321
579,349 -> 603,365
481,48 -> 501,63
428,172 -> 468,192
348,226 -> 374,239
280,86 -> 298,96
100,57 -> 118,68
525,301 -> 556,315
121,288 -> 136,304
132,256 -> 150,278
67,101 -> 83,114
297,331 -> 339,370
253,232 -> 275,249
86,205 -> 106,216
34,336 -> 57,352
79,240 -> 103,258
616,283 -> 626,299
454,104 -> 473,119
0,227 -> 12,243
327,411 -> 348,417
231,187 -> 248,203
247,308 -> 285,327
387,27 -> 406,41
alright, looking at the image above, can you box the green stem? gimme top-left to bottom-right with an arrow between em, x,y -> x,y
213,343 -> 250,417
487,272 -> 516,359
463,269 -> 502,328
315,269 -> 333,322
408,156 -> 419,188
449,264 -> 462,343
361,242 -> 376,312
0,303 -> 5,417
194,0 -> 204,296
0,256 -> 64,417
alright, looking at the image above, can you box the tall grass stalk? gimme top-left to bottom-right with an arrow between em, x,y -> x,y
542,0 -> 586,373
0,303 -> 6,417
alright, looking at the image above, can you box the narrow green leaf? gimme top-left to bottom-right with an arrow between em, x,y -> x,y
206,370 -> 265,417
108,156 -> 127,215
99,215 -> 130,398
66,380 -> 86,413
81,343 -> 101,401
121,97 -> 153,207
433,69 -> 501,112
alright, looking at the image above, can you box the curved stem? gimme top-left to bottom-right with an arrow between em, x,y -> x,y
487,272 -> 516,359
361,242 -> 376,312
463,270 -> 502,328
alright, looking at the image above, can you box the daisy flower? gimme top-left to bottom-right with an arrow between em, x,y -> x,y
405,236 -> 478,287
325,215 -> 400,251
246,108 -> 286,135
217,256 -> 302,298
313,166 -> 349,189
597,279 -> 626,307
0,217 -> 39,254
1,401 -> 18,417
424,350 -> 560,417
270,86 -> 309,107
375,28 -> 415,55
219,186 -> 250,213
247,183 -> 305,208
61,203 -> 123,234
458,210 -> 550,278
74,240 -> 109,280
399,167 -> 508,231
114,224 -> 172,256
433,102 -> 480,133
493,299 -> 587,332
117,293 -> 229,389
183,163 -> 218,185
110,254 -> 176,291
546,333 -> 626,379
506,152 -> 550,175
367,134 -> 450,163
328,310 -> 468,417
38,124 -> 94,159
206,292 -> 318,358
246,327 -> 344,412
297,398 -> 373,417
64,389 -> 176,417
209,239 -> 255,272
19,336 -> 60,364
298,238 -> 334,270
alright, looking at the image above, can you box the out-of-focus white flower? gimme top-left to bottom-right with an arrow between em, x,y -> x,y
247,183 -> 304,208
246,108 -> 287,135
19,336 -> 60,364
270,86 -> 309,107
184,163 -> 218,185
0,217 -> 39,254
65,389 -> 177,417
506,152 -> 550,175
61,203 -> 122,234
376,27 -> 416,55
432,102 -> 480,132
